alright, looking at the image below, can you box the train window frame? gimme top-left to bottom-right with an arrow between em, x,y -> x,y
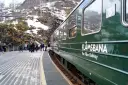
121,0 -> 128,27
68,11 -> 78,39
81,0 -> 103,36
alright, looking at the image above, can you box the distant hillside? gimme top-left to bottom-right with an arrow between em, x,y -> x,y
19,0 -> 81,20
19,0 -> 81,41
20,0 -> 42,9
20,0 -> 80,10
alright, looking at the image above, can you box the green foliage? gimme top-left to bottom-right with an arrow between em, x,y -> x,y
0,21 -> 30,45
15,21 -> 29,31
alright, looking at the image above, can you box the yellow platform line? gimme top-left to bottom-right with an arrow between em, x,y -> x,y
40,52 -> 47,85
48,53 -> 73,85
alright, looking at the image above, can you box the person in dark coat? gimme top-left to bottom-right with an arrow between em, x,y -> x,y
40,43 -> 44,51
27,44 -> 30,51
19,44 -> 23,52
30,43 -> 35,52
3,45 -> 6,52
45,44 -> 47,51
35,44 -> 39,52
0,45 -> 3,52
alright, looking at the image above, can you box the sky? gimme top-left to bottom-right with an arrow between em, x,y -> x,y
0,0 -> 25,7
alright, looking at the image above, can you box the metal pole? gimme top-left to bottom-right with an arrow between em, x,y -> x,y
13,0 -> 15,12
40,0 -> 42,16
13,0 -> 15,19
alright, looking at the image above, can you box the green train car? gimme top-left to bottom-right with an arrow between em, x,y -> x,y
50,0 -> 128,85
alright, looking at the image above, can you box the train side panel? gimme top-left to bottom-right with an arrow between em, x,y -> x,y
52,0 -> 128,85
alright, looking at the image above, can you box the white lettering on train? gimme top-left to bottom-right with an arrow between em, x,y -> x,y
82,41 -> 108,60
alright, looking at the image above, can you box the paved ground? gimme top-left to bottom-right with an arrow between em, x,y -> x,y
0,51 -> 42,85
43,52 -> 69,85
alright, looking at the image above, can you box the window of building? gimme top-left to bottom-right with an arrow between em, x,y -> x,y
82,0 -> 102,35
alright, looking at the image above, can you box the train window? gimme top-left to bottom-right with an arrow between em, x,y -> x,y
63,26 -> 67,40
54,30 -> 59,41
63,32 -> 67,40
59,30 -> 63,40
69,26 -> 77,38
82,0 -> 102,36
67,11 -> 77,39
122,0 -> 128,26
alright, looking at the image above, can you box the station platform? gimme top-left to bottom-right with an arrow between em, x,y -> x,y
0,51 -> 70,85
42,52 -> 70,85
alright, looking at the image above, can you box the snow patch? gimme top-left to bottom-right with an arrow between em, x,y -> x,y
25,16 -> 49,35
41,1 -> 66,20
26,16 -> 49,30
51,9 -> 66,20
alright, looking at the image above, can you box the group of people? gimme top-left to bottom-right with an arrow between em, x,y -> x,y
18,43 -> 48,52
28,43 -> 47,52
